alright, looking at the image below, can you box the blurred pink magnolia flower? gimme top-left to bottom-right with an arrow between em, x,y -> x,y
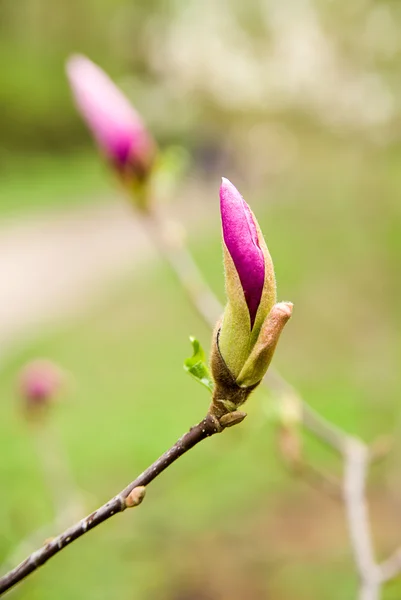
19,360 -> 64,412
66,54 -> 156,179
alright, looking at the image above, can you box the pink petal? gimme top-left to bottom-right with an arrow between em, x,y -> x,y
220,178 -> 265,327
66,55 -> 151,166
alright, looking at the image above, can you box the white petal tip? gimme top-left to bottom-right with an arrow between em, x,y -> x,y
275,302 -> 294,318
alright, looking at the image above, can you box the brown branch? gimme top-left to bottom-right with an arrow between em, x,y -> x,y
0,413 -> 226,596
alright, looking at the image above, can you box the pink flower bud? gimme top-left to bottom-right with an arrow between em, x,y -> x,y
66,55 -> 156,180
19,360 -> 63,411
210,179 -> 292,415
218,178 -> 277,379
220,178 -> 265,327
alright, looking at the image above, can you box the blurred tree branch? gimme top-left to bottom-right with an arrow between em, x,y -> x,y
0,408 -> 84,582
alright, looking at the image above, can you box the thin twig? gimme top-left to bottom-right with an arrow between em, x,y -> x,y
0,418 -> 86,584
266,369 -> 347,453
298,462 -> 342,500
283,459 -> 342,501
379,548 -> 401,582
141,210 -> 222,327
343,439 -> 381,600
32,420 -> 85,521
0,413 -> 225,596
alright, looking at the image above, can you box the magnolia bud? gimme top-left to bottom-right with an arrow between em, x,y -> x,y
66,55 -> 156,190
218,178 -> 277,377
19,360 -> 63,414
210,179 -> 292,417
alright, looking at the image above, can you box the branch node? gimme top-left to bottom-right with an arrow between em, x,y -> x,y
378,548 -> 401,582
219,411 -> 247,428
205,413 -> 223,434
369,435 -> 393,464
125,486 -> 146,509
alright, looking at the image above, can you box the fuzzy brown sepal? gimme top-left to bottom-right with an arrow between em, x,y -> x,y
209,325 -> 259,419
237,302 -> 293,387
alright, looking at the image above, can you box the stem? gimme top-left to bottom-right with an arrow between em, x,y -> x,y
343,440 -> 380,600
0,414 -> 223,596
379,548 -> 401,582
0,420 -> 87,578
141,209 -> 222,327
32,420 -> 84,521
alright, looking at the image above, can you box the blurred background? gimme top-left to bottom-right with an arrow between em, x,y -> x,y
1,0 -> 401,598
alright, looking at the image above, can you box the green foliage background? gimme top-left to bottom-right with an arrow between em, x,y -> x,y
1,1 -> 401,599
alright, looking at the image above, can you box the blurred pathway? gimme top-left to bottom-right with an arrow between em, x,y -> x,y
0,200 -> 155,357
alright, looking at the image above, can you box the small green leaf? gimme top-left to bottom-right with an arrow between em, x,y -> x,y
184,336 -> 214,393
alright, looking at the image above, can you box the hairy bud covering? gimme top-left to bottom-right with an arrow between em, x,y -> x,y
209,179 -> 292,417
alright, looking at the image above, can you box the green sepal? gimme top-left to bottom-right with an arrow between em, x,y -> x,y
218,242 -> 252,378
126,146 -> 189,211
149,145 -> 190,205
130,178 -> 151,211
184,336 -> 214,393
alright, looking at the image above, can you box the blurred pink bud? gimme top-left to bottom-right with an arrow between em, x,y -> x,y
19,360 -> 63,411
66,54 -> 156,180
